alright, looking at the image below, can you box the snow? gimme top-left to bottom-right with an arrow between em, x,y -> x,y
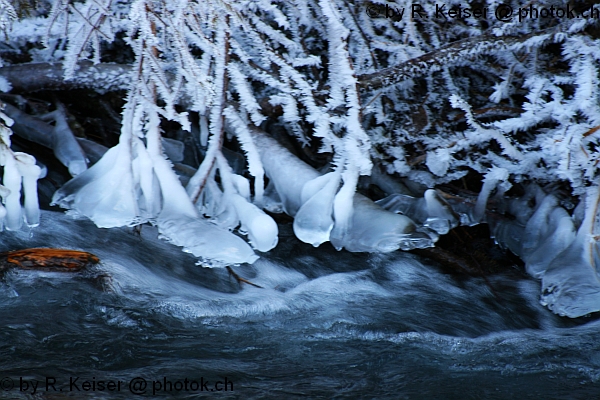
426,148 -> 451,177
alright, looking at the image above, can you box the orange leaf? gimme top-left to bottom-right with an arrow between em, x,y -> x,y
0,248 -> 100,272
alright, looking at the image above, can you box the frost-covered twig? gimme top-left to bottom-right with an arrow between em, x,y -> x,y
0,61 -> 130,93
358,26 -> 562,92
186,16 -> 230,204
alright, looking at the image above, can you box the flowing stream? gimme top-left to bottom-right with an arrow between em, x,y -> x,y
0,211 -> 599,399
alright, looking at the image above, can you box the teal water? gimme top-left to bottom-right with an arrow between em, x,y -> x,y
0,211 -> 599,399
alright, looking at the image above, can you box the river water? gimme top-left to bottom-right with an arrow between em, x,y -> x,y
0,211 -> 599,399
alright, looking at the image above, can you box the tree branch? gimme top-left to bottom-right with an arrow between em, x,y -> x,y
0,25 -> 566,95
0,61 -> 131,93
357,27 -> 561,92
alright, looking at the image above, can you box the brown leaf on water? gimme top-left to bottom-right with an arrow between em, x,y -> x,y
0,248 -> 100,272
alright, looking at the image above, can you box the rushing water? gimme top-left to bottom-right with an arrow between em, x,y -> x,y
0,211 -> 599,399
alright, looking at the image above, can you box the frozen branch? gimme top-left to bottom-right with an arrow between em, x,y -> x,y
0,28 -> 559,97
0,61 -> 131,93
357,27 -> 561,92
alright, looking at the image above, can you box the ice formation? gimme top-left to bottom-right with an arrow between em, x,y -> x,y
14,152 -> 41,227
76,138 -> 108,164
3,103 -> 88,176
489,188 -> 600,318
253,130 -> 434,252
42,105 -> 88,176
539,186 -> 600,317
520,195 -> 576,279
3,153 -> 24,230
2,0 -> 599,316
52,100 -> 259,265
52,138 -> 141,228
330,194 -> 432,252
0,106 -> 42,230
229,193 -> 278,252
377,189 -> 460,236
294,172 -> 340,246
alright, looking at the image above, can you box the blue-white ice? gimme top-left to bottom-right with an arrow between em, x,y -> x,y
492,190 -> 600,318
253,132 -> 434,252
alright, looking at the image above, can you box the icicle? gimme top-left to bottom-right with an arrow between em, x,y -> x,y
231,173 -> 251,201
2,102 -> 54,148
521,195 -> 560,259
490,219 -> 525,257
525,207 -> 576,278
330,194 -> 431,252
330,168 -> 359,245
0,185 -> 10,230
157,213 -> 259,265
376,189 -> 458,235
199,114 -> 209,147
251,130 -> 320,215
4,102 -> 87,176
14,152 -> 41,227
254,130 -> 430,252
144,111 -> 258,265
47,106 -> 88,176
3,154 -> 22,230
473,167 -> 509,223
132,137 -> 162,218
